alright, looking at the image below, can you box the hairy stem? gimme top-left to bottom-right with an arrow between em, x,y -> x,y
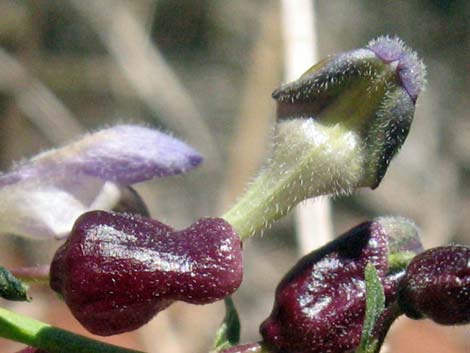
223,121 -> 365,240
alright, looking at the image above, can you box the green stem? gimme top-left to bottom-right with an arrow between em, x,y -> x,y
223,120 -> 365,240
0,307 -> 145,353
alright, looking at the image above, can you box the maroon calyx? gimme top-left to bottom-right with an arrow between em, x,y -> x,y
260,220 -> 395,353
50,211 -> 243,336
398,245 -> 470,325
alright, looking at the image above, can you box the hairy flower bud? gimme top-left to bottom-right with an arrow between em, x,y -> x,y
260,217 -> 422,353
398,245 -> 470,325
274,36 -> 426,189
50,211 -> 243,336
224,36 -> 426,240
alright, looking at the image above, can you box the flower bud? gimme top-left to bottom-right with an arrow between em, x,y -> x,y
223,37 -> 426,240
50,211 -> 243,336
260,217 -> 422,353
274,36 -> 425,190
398,245 -> 470,325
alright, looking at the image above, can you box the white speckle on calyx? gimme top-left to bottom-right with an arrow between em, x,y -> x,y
301,295 -> 332,319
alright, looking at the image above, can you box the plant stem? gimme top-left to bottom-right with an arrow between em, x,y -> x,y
387,252 -> 416,273
0,307 -> 145,353
223,121 -> 365,240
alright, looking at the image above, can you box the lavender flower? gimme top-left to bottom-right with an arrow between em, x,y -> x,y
0,125 -> 202,239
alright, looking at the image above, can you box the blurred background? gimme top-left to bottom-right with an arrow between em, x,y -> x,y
0,0 -> 469,352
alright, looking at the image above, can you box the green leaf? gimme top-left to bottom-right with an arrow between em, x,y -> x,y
212,296 -> 241,351
0,266 -> 30,301
356,263 -> 385,353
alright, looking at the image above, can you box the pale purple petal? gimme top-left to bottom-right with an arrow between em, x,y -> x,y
0,177 -> 121,239
32,125 -> 203,184
0,125 -> 202,239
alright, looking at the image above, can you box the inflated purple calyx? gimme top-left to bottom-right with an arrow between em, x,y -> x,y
367,36 -> 426,102
398,245 -> 470,325
50,211 -> 243,336
259,216 -> 422,353
260,220 -> 391,353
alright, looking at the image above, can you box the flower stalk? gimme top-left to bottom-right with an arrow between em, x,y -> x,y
223,122 -> 364,240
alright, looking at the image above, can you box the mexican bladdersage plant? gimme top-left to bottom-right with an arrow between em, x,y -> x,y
0,36 -> 435,353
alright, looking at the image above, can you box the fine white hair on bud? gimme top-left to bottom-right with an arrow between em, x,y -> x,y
367,35 -> 427,101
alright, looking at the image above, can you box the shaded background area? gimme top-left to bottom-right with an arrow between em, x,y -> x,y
0,0 -> 469,352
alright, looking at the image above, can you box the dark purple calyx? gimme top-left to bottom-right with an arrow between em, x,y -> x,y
50,211 -> 243,336
260,216 -> 422,353
260,221 -> 390,353
398,245 -> 470,325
